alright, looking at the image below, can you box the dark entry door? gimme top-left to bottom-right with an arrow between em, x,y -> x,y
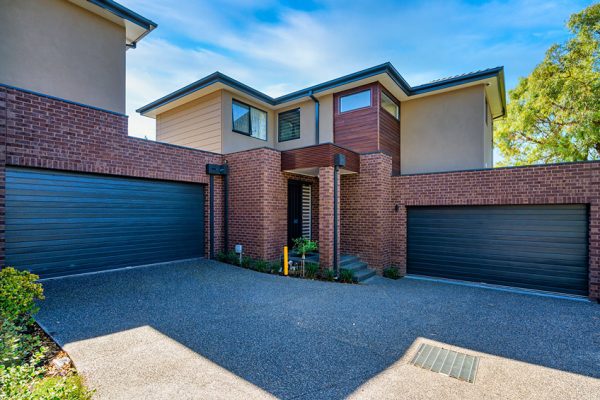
288,181 -> 303,246
407,205 -> 589,296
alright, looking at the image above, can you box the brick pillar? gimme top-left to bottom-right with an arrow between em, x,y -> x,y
318,167 -> 339,270
0,87 -> 7,267
340,153 -> 393,273
225,148 -> 286,261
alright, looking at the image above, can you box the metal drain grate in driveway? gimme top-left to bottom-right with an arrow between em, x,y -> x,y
410,343 -> 479,383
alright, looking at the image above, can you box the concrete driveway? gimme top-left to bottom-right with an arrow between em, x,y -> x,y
36,260 -> 600,399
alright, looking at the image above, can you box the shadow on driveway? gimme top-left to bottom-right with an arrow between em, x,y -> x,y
36,260 -> 600,399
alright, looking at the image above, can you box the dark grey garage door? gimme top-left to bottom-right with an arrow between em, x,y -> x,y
407,205 -> 588,296
6,168 -> 205,278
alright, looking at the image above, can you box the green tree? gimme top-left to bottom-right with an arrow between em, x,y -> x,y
495,4 -> 600,166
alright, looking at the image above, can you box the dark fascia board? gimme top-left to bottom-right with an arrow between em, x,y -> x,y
137,63 -> 505,116
87,0 -> 157,30
136,72 -> 276,114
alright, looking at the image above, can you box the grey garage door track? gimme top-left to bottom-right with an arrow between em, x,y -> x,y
36,260 -> 600,399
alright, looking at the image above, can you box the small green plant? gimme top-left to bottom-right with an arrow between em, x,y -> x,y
269,262 -> 281,274
216,251 -> 240,266
241,256 -> 252,268
252,260 -> 270,273
339,269 -> 355,283
305,263 -> 319,279
0,320 -> 43,367
383,267 -> 400,280
0,267 -> 44,325
320,269 -> 335,282
292,237 -> 318,257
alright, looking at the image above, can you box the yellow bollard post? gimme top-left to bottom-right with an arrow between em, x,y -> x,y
283,246 -> 289,276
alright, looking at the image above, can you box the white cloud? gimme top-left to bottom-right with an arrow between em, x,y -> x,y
121,0 -> 592,138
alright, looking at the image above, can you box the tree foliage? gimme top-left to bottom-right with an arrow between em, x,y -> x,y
494,4 -> 600,166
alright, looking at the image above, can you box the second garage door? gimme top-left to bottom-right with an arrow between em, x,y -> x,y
407,205 -> 588,296
6,168 -> 205,278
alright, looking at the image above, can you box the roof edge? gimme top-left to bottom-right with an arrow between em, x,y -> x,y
137,64 -> 506,117
87,0 -> 157,30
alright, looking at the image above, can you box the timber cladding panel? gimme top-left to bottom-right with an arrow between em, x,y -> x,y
281,143 -> 360,172
379,87 -> 401,174
392,162 -> 600,300
0,86 -> 224,262
157,90 -> 222,153
334,83 -> 379,154
334,83 -> 400,174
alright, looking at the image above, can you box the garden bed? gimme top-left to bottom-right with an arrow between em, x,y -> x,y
0,267 -> 92,399
215,250 -> 357,284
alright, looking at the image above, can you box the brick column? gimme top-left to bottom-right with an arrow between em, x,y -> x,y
0,87 -> 6,267
318,167 -> 339,270
340,153 -> 393,273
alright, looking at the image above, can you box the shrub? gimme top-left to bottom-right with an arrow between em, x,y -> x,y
241,256 -> 253,268
252,260 -> 270,273
339,269 -> 355,283
0,268 -> 44,325
383,267 -> 400,280
269,262 -> 281,274
320,269 -> 335,282
216,251 -> 240,266
305,263 -> 319,279
31,375 -> 92,400
292,237 -> 318,257
0,320 -> 43,367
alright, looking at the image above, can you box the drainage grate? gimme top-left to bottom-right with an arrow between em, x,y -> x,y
410,343 -> 479,383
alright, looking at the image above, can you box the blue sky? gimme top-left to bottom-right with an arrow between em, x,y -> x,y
121,0 -> 593,140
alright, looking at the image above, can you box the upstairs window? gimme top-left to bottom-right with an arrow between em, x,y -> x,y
232,100 -> 267,140
278,108 -> 301,142
381,91 -> 399,119
339,89 -> 371,113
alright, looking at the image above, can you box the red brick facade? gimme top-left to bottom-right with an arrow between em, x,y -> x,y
224,148 -> 287,260
392,163 -> 600,300
1,85 -> 598,301
0,86 -> 224,261
341,153 -> 393,270
318,167 -> 338,269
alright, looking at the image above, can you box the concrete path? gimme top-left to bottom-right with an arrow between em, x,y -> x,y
36,260 -> 600,399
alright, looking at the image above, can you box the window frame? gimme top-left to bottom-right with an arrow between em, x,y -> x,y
277,108 -> 301,142
380,91 -> 399,120
231,99 -> 268,141
339,89 -> 372,114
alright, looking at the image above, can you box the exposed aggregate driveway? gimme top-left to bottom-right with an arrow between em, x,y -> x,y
36,260 -> 600,399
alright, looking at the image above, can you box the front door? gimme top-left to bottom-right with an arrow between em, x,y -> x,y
288,181 -> 303,247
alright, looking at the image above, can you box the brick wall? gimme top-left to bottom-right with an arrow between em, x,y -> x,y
392,162 -> 600,300
0,86 -> 224,262
318,166 -> 338,269
225,147 -> 287,261
341,152 -> 393,271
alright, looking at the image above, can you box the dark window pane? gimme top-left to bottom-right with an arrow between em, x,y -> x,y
340,89 -> 371,112
278,109 -> 300,142
232,101 -> 250,133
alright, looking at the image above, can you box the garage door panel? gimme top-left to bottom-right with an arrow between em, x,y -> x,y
6,168 -> 205,278
407,205 -> 589,296
409,252 -> 589,273
408,265 -> 588,296
409,245 -> 588,266
409,258 -> 589,280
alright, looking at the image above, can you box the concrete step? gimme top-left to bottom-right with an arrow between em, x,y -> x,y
340,261 -> 368,272
352,268 -> 376,282
340,254 -> 359,266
